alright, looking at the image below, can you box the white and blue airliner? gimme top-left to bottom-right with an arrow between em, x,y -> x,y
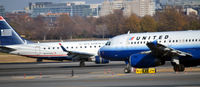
0,16 -> 109,66
99,30 -> 200,73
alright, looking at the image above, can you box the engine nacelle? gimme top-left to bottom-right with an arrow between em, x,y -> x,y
129,53 -> 163,68
94,56 -> 109,64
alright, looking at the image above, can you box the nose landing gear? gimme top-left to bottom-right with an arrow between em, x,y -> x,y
124,62 -> 131,73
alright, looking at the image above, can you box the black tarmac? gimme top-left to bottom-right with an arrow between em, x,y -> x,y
0,61 -> 200,87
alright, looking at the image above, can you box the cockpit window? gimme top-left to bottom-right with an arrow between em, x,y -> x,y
105,41 -> 111,46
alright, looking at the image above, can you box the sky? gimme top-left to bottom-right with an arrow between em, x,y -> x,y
0,0 -> 104,12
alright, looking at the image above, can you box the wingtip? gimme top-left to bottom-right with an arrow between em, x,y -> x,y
152,40 -> 157,45
59,43 -> 62,46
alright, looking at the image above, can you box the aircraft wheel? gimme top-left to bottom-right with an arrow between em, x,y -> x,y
124,64 -> 131,73
80,61 -> 85,67
124,67 -> 131,73
173,64 -> 185,72
37,58 -> 43,62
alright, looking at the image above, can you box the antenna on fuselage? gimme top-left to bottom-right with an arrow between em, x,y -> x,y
24,40 -> 27,44
127,31 -> 130,34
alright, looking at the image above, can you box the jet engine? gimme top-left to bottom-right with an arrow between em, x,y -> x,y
129,53 -> 164,68
92,56 -> 109,64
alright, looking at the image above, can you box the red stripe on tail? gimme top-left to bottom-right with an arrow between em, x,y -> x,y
0,16 -> 4,20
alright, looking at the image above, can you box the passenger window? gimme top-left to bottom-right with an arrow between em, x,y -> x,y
48,47 -> 50,49
57,47 -> 59,49
80,46 -> 82,48
169,40 -> 171,43
53,47 -> 55,49
85,46 -> 87,48
71,47 -> 73,49
44,48 -> 46,50
94,46 -> 96,48
90,46 -> 92,48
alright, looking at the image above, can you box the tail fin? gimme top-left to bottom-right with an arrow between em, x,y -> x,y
0,16 -> 24,45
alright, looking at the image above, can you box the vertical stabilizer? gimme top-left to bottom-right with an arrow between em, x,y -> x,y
0,16 -> 24,45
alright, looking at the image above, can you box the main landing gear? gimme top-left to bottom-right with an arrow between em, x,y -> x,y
173,64 -> 185,72
37,58 -> 43,62
79,60 -> 85,67
171,58 -> 185,72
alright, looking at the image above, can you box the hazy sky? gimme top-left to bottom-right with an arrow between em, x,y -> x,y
0,0 -> 104,12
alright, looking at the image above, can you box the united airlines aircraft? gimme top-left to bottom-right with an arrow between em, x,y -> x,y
0,16 -> 108,66
99,30 -> 200,73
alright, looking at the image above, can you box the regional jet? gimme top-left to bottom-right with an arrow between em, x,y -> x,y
98,30 -> 200,73
0,16 -> 109,66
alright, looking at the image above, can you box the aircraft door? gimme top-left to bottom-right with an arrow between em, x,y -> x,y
35,46 -> 40,55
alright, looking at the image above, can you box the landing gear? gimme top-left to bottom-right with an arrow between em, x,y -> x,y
79,60 -> 85,67
173,64 -> 185,72
124,63 -> 131,73
37,58 -> 43,62
171,57 -> 185,72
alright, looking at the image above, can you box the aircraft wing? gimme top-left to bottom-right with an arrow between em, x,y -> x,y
59,43 -> 94,60
0,46 -> 16,53
146,41 -> 192,58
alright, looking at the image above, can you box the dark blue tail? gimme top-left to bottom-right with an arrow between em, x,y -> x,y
0,16 -> 24,45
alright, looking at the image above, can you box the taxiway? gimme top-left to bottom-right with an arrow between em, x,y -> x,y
0,61 -> 200,87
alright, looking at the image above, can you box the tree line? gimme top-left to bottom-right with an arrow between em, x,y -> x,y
6,7 -> 200,40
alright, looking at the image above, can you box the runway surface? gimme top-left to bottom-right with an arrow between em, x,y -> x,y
0,61 -> 200,87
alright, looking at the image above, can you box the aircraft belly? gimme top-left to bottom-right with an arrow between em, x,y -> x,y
101,49 -> 147,61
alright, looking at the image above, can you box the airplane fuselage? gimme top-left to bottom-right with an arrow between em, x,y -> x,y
7,40 -> 106,60
99,30 -> 200,62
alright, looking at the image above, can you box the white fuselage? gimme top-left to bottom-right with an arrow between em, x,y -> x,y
7,40 -> 107,59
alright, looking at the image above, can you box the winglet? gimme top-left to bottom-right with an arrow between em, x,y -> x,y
59,43 -> 62,46
152,40 -> 157,46
59,43 -> 67,52
146,40 -> 158,49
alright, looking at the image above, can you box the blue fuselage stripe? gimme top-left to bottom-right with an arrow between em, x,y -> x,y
100,46 -> 200,61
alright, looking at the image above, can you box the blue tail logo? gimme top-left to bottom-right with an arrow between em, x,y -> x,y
0,16 -> 24,45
